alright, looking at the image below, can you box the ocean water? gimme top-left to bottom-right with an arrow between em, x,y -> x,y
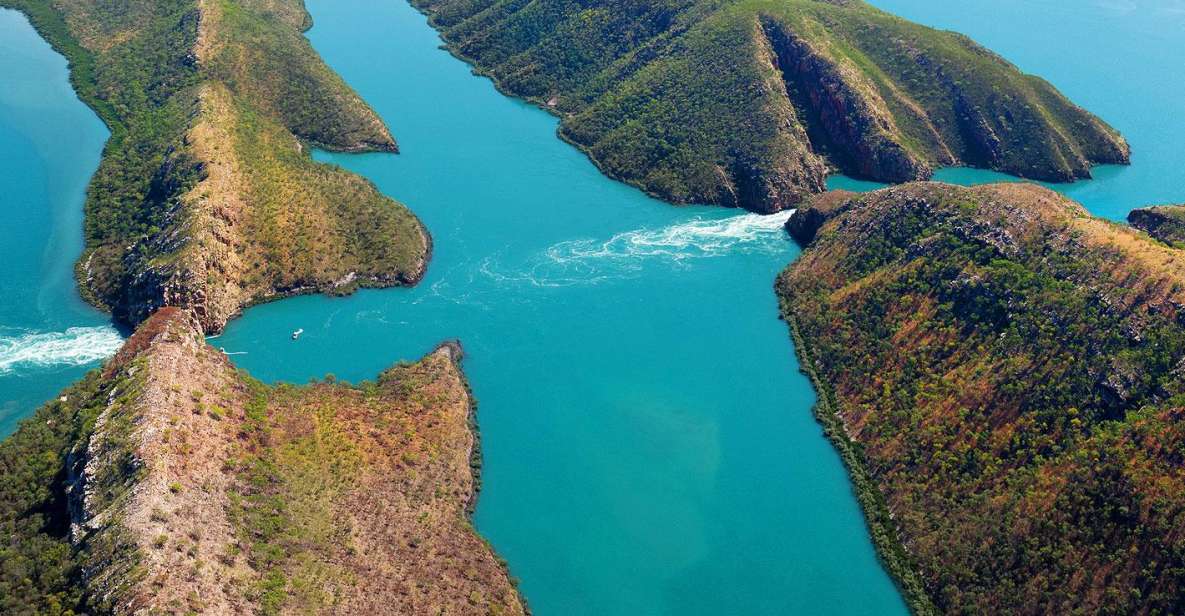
857,0 -> 1185,216
2,0 -> 1184,613
211,1 -> 905,613
0,9 -> 115,436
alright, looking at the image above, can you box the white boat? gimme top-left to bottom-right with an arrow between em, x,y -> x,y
291,328 -> 304,340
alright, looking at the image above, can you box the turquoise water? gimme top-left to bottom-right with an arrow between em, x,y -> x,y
858,0 -> 1185,217
212,1 -> 905,613
3,0 -> 1185,613
0,9 -> 116,436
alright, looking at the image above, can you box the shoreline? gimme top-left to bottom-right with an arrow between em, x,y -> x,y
778,284 -> 936,616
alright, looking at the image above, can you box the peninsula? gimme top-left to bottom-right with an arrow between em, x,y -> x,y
413,0 -> 1129,212
0,0 -> 1167,614
780,183 -> 1185,614
0,308 -> 526,615
0,1 -> 527,613
1,0 -> 429,333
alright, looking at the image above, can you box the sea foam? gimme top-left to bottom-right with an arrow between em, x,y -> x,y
548,209 -> 796,263
484,209 -> 796,287
0,326 -> 124,376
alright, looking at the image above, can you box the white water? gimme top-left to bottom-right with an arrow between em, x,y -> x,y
481,209 -> 797,287
550,209 -> 797,262
0,326 -> 123,376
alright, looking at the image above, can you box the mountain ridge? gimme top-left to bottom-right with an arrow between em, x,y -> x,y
412,0 -> 1129,212
779,182 -> 1185,614
0,0 -> 428,333
0,307 -> 527,615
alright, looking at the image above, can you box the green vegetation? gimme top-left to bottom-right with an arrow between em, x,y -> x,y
0,375 -> 101,616
221,85 -> 425,301
208,0 -> 398,151
229,387 -> 363,614
414,0 -> 1129,212
226,347 -> 525,615
0,310 -> 524,614
0,0 -> 426,333
0,358 -> 149,616
779,183 -> 1185,614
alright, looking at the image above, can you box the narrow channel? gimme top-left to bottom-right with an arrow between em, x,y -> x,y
215,0 -> 907,613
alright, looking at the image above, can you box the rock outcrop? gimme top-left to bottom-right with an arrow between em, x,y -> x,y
1129,203 -> 1185,246
783,189 -> 856,244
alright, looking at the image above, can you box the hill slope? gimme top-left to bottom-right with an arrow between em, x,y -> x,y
414,0 -> 1129,213
0,308 -> 525,615
778,183 -> 1185,614
2,0 -> 428,333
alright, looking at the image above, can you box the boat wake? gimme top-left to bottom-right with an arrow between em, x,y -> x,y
482,210 -> 795,287
0,326 -> 124,376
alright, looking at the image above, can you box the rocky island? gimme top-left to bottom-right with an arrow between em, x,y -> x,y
0,308 -> 526,615
412,0 -> 1129,212
779,183 -> 1185,614
2,0 -> 429,334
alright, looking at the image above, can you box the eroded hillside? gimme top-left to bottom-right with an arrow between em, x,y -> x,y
779,183 -> 1185,614
413,0 -> 1129,213
0,308 -> 525,615
2,0 -> 428,333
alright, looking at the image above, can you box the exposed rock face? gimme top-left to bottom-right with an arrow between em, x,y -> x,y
1129,203 -> 1185,246
12,308 -> 525,615
779,182 -> 1185,615
761,18 -> 932,184
413,0 -> 1129,212
783,189 -> 856,244
7,0 -> 427,334
67,308 -> 249,612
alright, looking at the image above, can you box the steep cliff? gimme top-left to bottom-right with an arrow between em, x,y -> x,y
1129,203 -> 1185,247
779,183 -> 1185,614
413,0 -> 1129,213
0,308 -> 525,615
1,0 -> 428,333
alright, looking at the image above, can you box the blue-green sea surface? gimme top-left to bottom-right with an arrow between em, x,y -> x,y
0,8 -> 115,436
213,1 -> 905,613
852,0 -> 1185,217
2,0 -> 1184,613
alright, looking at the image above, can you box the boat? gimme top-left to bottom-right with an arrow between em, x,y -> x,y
291,328 -> 304,340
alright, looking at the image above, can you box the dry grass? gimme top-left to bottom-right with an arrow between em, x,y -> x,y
779,181 -> 1185,614
74,310 -> 524,615
7,0 -> 427,333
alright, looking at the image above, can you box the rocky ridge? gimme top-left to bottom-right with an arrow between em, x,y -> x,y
1,308 -> 527,615
779,182 -> 1185,614
413,0 -> 1129,212
1129,203 -> 1185,247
